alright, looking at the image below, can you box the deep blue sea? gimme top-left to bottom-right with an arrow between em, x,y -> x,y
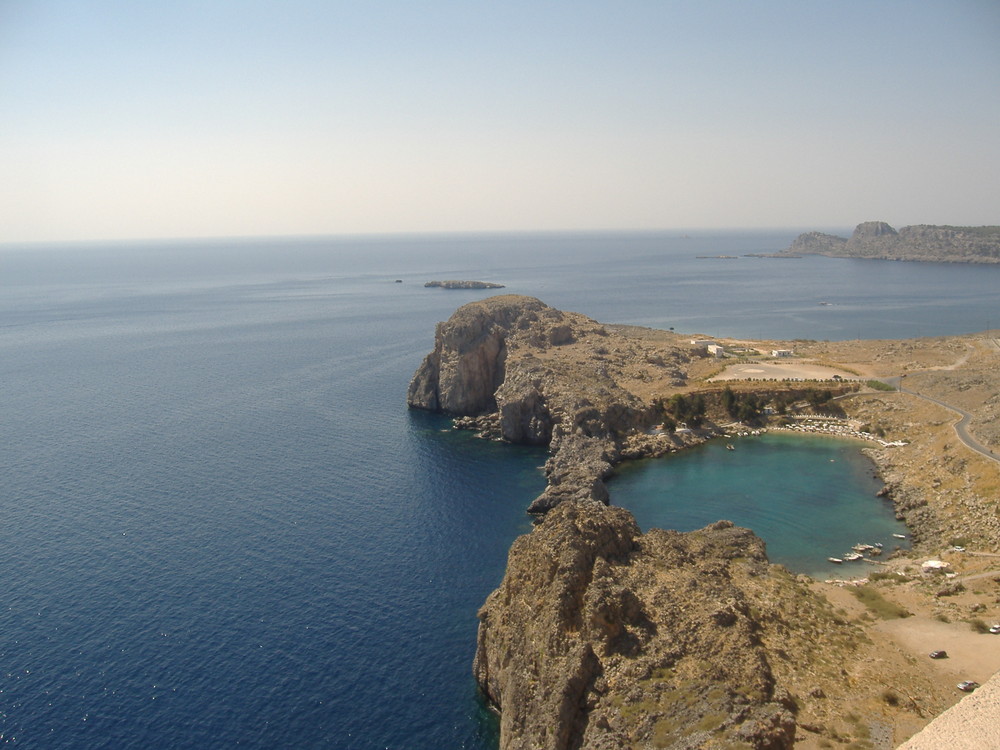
1,232 -> 996,748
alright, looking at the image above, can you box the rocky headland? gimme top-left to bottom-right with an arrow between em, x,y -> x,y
783,222 -> 1000,263
407,295 -> 667,512
408,296 -> 1000,748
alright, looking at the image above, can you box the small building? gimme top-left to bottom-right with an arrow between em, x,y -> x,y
690,339 -> 714,348
921,559 -> 951,574
771,349 -> 793,358
707,344 -> 726,358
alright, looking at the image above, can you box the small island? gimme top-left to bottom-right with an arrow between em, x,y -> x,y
782,221 -> 1000,263
408,295 -> 1000,749
423,280 -> 505,289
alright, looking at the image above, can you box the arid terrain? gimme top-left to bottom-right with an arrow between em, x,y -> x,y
409,296 -> 1000,748
578,323 -> 1000,747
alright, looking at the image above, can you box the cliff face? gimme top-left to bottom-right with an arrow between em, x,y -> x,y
783,222 -> 1000,263
474,501 -> 880,749
407,295 -> 547,416
408,295 -> 664,508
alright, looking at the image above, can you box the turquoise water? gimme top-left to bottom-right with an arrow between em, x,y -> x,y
0,231 -> 994,748
610,433 -> 909,579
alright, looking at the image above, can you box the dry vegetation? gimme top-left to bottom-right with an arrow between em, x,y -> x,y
526,320 -> 1000,746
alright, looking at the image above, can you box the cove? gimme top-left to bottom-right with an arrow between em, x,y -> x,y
609,433 -> 909,579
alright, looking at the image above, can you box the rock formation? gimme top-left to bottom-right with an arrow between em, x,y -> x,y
783,222 -> 1000,263
785,231 -> 846,256
408,295 -> 664,511
474,500 -> 887,749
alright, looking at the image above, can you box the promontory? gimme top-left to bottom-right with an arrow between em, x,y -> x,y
408,295 -> 1000,749
782,222 -> 1000,263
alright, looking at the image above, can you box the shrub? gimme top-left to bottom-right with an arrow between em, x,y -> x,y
849,586 -> 911,619
866,380 -> 896,391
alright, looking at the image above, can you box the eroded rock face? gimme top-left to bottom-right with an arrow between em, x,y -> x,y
408,296 -> 656,507
474,501 -> 799,750
407,295 -> 547,415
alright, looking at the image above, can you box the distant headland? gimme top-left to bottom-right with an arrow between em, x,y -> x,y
782,221 -> 1000,263
423,280 -> 505,289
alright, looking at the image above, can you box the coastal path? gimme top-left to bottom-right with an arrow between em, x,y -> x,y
880,376 -> 999,467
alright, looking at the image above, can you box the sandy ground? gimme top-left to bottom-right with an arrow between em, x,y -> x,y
873,617 -> 1000,686
709,361 -> 861,381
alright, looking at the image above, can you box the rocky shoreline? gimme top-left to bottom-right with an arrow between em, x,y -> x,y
782,221 -> 1000,264
408,295 -> 1000,749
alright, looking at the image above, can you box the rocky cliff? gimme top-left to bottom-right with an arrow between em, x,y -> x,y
408,295 -> 673,512
784,222 -> 1000,263
474,500 -> 891,750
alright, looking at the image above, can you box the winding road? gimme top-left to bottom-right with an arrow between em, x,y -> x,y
879,375 -> 999,466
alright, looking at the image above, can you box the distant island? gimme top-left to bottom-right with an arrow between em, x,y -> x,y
424,280 -> 505,289
782,221 -> 1000,263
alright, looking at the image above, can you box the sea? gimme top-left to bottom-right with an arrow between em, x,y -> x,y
1,231 -> 997,749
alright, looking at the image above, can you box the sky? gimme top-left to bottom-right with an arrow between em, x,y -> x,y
1,0 -> 999,243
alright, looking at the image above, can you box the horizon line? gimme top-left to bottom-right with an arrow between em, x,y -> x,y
0,225 -> 867,249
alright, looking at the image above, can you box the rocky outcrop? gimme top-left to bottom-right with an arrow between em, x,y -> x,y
408,296 -> 658,509
528,431 -> 615,513
424,280 -> 505,289
407,295 -> 548,417
473,500 -> 865,749
786,231 -> 846,256
783,222 -> 1000,263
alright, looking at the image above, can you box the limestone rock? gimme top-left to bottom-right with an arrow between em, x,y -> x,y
407,295 -> 547,414
408,296 -> 655,511
474,502 -> 801,750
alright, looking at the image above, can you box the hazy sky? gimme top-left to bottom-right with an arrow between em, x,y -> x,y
2,1 -> 998,242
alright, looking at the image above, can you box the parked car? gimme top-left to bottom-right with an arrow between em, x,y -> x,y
957,681 -> 980,692
989,624 -> 1000,634
929,650 -> 948,659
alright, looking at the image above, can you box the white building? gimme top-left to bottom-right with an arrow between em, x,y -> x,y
771,349 -> 793,358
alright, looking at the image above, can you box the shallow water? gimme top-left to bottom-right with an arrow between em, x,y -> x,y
611,433 -> 908,580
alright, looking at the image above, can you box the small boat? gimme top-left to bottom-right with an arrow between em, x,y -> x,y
828,557 -> 843,564
893,533 -> 906,539
843,553 -> 863,562
726,444 -> 735,451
